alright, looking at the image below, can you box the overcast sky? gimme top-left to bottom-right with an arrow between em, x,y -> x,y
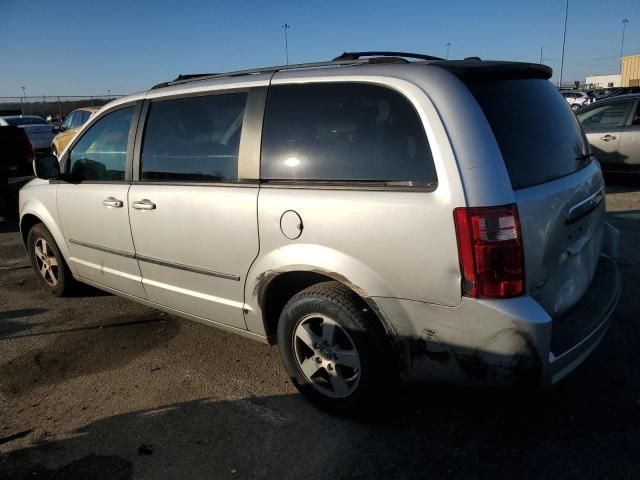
1,0 -> 639,96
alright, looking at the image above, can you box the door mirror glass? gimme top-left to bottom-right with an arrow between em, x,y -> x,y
33,154 -> 61,179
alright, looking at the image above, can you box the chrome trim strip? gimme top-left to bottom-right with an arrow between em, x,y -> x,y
565,186 -> 605,225
68,239 -> 240,281
68,239 -> 135,259
136,254 -> 240,281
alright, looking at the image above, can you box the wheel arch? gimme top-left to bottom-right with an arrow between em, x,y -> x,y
19,201 -> 75,275
258,270 -> 398,346
245,246 -> 399,347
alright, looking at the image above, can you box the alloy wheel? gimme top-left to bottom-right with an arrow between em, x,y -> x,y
33,237 -> 59,286
292,313 -> 361,398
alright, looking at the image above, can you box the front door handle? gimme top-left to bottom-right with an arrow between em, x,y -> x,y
601,134 -> 616,142
131,199 -> 156,210
102,197 -> 123,208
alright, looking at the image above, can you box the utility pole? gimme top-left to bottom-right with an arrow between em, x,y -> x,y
620,18 -> 629,74
445,42 -> 452,60
540,46 -> 544,64
559,0 -> 569,87
282,23 -> 291,65
20,86 -> 26,115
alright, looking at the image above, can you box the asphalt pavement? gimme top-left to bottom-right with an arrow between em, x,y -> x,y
1,182 -> 639,480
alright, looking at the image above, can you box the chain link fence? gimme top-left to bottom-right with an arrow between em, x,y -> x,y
0,95 -> 125,124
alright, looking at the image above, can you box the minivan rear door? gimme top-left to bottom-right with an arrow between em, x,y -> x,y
468,79 -> 606,318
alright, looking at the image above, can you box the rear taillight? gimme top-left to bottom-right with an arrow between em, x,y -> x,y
453,204 -> 525,299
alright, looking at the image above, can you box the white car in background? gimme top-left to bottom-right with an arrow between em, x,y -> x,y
0,115 -> 56,154
561,91 -> 595,111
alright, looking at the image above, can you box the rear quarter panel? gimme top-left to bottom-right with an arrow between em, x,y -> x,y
244,72 -> 467,336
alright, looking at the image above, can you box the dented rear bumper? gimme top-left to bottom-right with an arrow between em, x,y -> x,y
373,254 -> 620,387
548,254 -> 620,383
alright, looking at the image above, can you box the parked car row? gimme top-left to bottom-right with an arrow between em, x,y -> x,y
562,86 -> 640,111
561,91 -> 595,111
1,108 -> 96,214
0,107 -> 97,158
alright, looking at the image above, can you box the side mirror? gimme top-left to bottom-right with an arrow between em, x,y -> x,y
33,154 -> 61,180
52,126 -> 61,134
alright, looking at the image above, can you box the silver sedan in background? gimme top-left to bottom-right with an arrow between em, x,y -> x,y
577,94 -> 640,173
562,90 -> 595,111
0,115 -> 56,154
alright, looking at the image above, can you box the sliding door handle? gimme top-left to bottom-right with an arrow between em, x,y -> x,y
102,197 -> 123,208
132,199 -> 156,210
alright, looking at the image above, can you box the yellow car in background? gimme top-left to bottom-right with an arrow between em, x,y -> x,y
51,107 -> 99,156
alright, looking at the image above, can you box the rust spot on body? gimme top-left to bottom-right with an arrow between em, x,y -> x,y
252,269 -> 283,308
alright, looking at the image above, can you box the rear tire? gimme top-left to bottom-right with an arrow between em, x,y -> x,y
27,223 -> 77,296
277,281 -> 393,413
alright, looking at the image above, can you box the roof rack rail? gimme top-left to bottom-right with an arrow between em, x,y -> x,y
151,51 -> 443,90
151,59 -> 375,89
333,51 -> 444,62
151,73 -> 219,90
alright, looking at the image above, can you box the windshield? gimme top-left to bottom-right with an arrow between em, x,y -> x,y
468,79 -> 590,190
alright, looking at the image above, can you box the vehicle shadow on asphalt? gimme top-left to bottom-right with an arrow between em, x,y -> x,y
0,309 -> 47,338
0,220 -> 19,234
604,173 -> 640,192
2,366 -> 639,480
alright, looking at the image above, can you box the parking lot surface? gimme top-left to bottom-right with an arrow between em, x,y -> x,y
1,183 -> 639,480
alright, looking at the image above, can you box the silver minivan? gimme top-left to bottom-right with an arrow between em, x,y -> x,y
19,52 -> 621,412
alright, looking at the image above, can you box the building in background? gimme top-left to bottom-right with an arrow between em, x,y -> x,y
585,74 -> 621,88
621,54 -> 640,87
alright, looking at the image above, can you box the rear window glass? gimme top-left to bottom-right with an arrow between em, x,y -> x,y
261,83 -> 436,186
141,93 -> 247,183
468,79 -> 590,190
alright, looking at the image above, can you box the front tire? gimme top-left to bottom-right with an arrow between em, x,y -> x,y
277,281 -> 393,413
27,223 -> 76,296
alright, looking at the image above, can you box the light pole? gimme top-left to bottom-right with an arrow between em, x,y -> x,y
107,89 -> 111,100
282,23 -> 291,65
559,0 -> 569,87
620,18 -> 629,74
540,46 -> 544,64
21,86 -> 26,115
445,42 -> 452,60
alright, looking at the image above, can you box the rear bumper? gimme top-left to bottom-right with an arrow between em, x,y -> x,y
547,254 -> 621,384
374,255 -> 620,387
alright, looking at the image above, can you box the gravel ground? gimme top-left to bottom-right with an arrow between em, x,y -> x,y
1,181 -> 639,480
